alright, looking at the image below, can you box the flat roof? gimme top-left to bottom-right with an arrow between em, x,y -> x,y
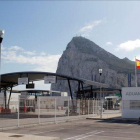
19,90 -> 61,93
1,71 -> 108,90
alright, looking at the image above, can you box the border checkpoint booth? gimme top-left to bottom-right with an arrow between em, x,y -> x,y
0,71 -> 108,114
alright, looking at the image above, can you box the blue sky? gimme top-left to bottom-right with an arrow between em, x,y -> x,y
1,1 -> 140,90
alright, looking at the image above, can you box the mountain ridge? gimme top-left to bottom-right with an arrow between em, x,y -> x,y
68,37 -> 136,73
51,37 -> 140,92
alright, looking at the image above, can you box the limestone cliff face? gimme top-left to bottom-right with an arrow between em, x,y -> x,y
51,37 -> 140,93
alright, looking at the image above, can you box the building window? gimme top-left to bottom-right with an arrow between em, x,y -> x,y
130,100 -> 140,110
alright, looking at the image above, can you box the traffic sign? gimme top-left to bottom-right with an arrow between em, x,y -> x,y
44,76 -> 56,84
116,93 -> 121,97
18,78 -> 28,85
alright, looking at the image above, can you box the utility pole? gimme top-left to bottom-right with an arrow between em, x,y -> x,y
99,69 -> 102,118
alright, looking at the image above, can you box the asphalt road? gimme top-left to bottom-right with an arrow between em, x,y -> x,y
2,119 -> 140,140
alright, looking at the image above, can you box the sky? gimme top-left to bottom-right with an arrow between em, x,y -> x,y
1,1 -> 140,90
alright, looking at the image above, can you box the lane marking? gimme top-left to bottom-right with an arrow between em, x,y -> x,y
30,128 -> 65,135
75,131 -> 104,140
63,131 -> 97,140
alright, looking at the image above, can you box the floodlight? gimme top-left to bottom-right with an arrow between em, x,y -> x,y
0,30 -> 5,38
0,30 -> 4,43
99,69 -> 102,74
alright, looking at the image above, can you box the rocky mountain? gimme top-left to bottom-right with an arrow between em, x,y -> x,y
51,37 -> 140,92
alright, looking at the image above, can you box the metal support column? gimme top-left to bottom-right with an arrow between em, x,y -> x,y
100,76 -> 102,118
8,85 -> 13,108
78,81 -> 80,99
18,95 -> 19,127
81,82 -> 85,98
67,79 -> 74,112
55,98 -> 56,123
4,88 -> 7,109
90,86 -> 93,98
0,35 -> 4,93
38,97 -> 40,124
68,79 -> 73,100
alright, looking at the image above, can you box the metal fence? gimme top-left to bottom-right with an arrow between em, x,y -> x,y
0,96 -> 122,130
102,99 -> 122,118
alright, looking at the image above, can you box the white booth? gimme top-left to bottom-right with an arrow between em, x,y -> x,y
122,87 -> 140,119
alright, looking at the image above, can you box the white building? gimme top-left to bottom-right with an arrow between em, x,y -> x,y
19,90 -> 70,111
0,91 -> 20,112
122,87 -> 140,119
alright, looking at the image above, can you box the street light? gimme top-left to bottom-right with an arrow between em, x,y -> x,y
0,30 -> 5,93
99,69 -> 102,118
0,30 -> 4,43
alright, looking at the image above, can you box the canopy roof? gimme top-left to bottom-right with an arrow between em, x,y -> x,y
19,90 -> 61,94
1,71 -> 107,90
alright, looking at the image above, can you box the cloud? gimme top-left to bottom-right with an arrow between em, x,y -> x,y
40,52 -> 46,56
78,20 -> 103,37
24,51 -> 36,55
116,39 -> 140,51
131,55 -> 140,61
106,42 -> 113,45
79,20 -> 102,33
32,55 -> 61,72
2,46 -> 62,72
9,46 -> 24,51
13,80 -> 51,90
135,55 -> 140,60
80,33 -> 90,37
1,46 -> 5,50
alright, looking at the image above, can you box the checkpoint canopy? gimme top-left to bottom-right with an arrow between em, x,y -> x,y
18,90 -> 63,96
1,71 -> 107,90
0,71 -> 107,108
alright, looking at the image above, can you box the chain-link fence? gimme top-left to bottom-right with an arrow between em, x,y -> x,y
19,96 -> 38,126
0,96 -> 122,130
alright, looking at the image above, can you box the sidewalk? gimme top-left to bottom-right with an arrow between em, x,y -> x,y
86,113 -> 122,120
0,132 -> 60,140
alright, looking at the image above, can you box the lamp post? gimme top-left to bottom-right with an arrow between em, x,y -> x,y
99,69 -> 102,118
0,30 -> 5,92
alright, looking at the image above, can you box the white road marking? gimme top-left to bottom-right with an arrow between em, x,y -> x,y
75,131 -> 104,140
30,128 -> 65,135
63,131 -> 97,140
